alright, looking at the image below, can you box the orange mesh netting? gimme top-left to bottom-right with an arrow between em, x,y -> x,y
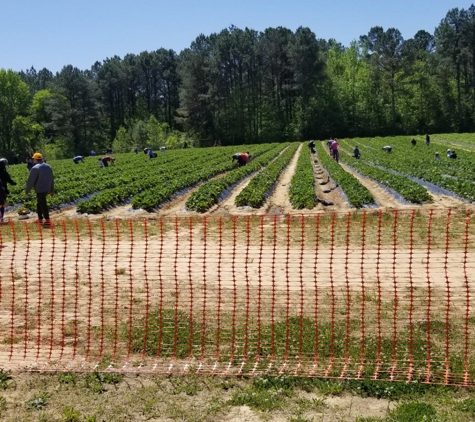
0,210 -> 474,385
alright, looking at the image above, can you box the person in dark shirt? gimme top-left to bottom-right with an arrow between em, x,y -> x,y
99,156 -> 115,167
232,152 -> 251,167
0,159 -> 17,223
308,140 -> 316,154
25,153 -> 54,226
26,155 -> 34,171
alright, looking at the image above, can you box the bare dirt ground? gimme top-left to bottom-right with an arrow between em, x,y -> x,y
1,223 -> 474,373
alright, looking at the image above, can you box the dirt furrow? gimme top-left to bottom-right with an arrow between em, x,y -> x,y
312,150 -> 348,212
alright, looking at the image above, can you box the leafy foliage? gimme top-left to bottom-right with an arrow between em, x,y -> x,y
3,5 -> 475,160
0,369 -> 12,390
5,134 -> 475,214
348,135 -> 475,202
235,143 -> 300,207
185,143 -> 286,212
289,144 -> 316,209
25,392 -> 50,410
315,141 -> 375,208
387,401 -> 438,421
338,139 -> 433,204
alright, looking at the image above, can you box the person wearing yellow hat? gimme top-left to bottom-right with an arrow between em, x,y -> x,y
25,152 -> 54,226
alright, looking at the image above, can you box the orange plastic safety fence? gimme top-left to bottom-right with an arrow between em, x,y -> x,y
0,210 -> 474,386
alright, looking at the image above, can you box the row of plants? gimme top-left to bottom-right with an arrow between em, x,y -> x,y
6,149 -> 195,212
288,144 -> 316,209
235,142 -> 300,207
315,141 -> 375,208
77,170 -> 180,214
338,140 -> 433,204
76,150 -> 235,213
350,135 -> 474,180
130,143 -> 278,211
185,143 -> 289,212
78,147 -> 248,213
7,134 -> 475,214
348,136 -> 475,202
7,147 -> 261,213
432,132 -> 475,149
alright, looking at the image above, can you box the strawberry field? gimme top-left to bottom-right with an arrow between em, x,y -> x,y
3,133 -> 475,218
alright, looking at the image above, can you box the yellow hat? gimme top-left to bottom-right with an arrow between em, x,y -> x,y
32,152 -> 43,160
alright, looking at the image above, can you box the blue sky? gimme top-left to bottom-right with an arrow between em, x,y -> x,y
1,0 -> 470,73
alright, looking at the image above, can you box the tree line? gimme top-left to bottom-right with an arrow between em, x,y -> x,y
1,5 -> 474,159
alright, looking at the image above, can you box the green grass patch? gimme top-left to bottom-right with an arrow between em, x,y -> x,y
387,401 -> 437,421
454,397 -> 475,417
121,308 -> 474,383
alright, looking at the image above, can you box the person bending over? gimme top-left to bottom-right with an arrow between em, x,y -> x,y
232,152 -> 251,167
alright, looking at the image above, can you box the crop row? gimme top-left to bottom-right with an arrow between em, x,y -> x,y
185,143 -> 289,212
129,144 -> 278,211
338,141 -> 433,204
6,146 -> 269,214
432,133 -> 475,149
350,135 -> 474,180
315,142 -> 374,208
348,137 -> 475,202
235,143 -> 300,208
288,144 -> 316,209
7,149 -> 197,211
76,150 -> 233,213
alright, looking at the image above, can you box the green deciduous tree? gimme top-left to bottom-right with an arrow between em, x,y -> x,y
11,116 -> 46,154
0,69 -> 30,155
111,126 -> 132,153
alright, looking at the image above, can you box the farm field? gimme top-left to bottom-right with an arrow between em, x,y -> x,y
1,136 -> 475,421
2,133 -> 475,223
